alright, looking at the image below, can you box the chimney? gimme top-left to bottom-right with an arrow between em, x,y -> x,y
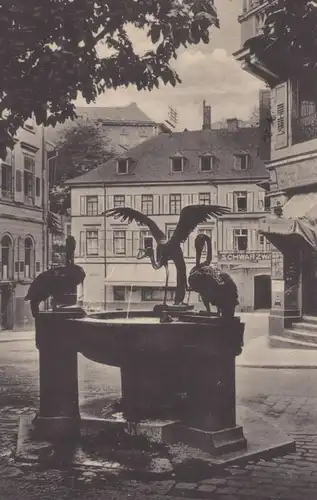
202,100 -> 211,130
227,118 -> 239,132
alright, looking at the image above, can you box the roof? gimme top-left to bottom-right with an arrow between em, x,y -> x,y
76,103 -> 155,125
66,127 -> 269,186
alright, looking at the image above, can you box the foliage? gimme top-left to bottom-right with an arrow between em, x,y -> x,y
246,0 -> 317,79
0,0 -> 219,159
49,118 -> 114,213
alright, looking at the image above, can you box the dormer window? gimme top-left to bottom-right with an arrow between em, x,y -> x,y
200,155 -> 213,172
234,154 -> 250,171
117,158 -> 129,175
171,156 -> 183,173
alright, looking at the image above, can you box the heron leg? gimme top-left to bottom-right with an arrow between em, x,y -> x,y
163,264 -> 169,305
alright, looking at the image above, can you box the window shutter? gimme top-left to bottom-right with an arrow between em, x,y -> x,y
80,196 -> 86,215
98,196 -> 103,215
153,194 -> 159,214
183,194 -> 191,206
126,195 -> 132,207
258,190 -> 265,210
275,82 -> 288,150
251,229 -> 258,251
132,231 -> 140,257
259,89 -> 271,160
126,230 -> 132,256
98,231 -> 104,257
162,194 -> 169,214
16,170 -> 22,192
247,192 -> 254,212
226,192 -> 234,210
79,231 -> 85,256
106,195 -> 113,210
134,195 -> 141,212
226,229 -> 234,251
106,230 -> 113,255
191,193 -> 198,205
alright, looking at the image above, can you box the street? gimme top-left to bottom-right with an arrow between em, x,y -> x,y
1,312 -> 317,414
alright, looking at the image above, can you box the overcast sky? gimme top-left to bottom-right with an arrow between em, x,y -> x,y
76,0 -> 264,130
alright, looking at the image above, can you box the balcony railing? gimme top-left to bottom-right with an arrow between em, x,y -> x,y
292,113 -> 317,145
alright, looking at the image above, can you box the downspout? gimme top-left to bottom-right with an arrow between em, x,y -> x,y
41,125 -> 47,271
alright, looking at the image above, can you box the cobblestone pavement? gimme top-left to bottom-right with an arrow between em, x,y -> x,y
0,397 -> 317,499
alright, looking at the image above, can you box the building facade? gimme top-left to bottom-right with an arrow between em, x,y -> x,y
0,121 -> 49,330
68,122 -> 271,313
235,0 -> 317,346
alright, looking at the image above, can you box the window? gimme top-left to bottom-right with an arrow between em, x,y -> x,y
141,195 -> 153,215
234,191 -> 247,212
114,195 -> 125,208
292,79 -> 317,144
1,234 -> 13,280
200,155 -> 213,172
24,154 -> 35,202
234,154 -> 250,170
119,128 -> 129,147
113,230 -> 126,255
169,194 -> 181,215
117,159 -> 128,174
1,163 -> 13,199
86,196 -> 98,216
113,286 -> 126,301
264,195 -> 270,212
86,230 -> 99,256
234,229 -> 248,251
259,233 -> 271,251
24,237 -> 34,279
171,157 -> 183,173
141,287 -> 175,302
140,230 -> 153,249
66,224 -> 71,237
277,103 -> 285,135
198,192 -> 211,205
140,127 -> 149,138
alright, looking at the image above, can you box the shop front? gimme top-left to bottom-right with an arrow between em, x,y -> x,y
260,192 -> 317,345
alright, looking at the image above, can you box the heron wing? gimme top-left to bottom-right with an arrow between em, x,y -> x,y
104,207 -> 165,242
170,205 -> 231,244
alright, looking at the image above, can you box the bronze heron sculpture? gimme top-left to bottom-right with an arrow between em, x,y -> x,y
104,204 -> 230,306
189,233 -> 238,317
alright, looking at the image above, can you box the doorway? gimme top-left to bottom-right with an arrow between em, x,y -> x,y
0,286 -> 13,330
254,275 -> 271,310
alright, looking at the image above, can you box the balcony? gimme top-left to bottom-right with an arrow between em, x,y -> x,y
235,1 -> 283,86
292,113 -> 317,145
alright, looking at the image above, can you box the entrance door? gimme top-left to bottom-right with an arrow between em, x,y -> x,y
302,248 -> 317,315
0,286 -> 13,330
254,275 -> 272,310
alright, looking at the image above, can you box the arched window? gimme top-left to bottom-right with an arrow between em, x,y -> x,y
24,237 -> 35,279
1,234 -> 13,280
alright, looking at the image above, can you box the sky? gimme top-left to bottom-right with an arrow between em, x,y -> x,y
75,0 -> 264,131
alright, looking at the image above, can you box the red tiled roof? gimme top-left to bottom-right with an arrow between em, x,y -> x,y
66,127 -> 269,186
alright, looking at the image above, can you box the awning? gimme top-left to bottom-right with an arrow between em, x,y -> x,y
259,193 -> 317,251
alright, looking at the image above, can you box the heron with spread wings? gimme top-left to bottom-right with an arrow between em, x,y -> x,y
104,204 -> 230,306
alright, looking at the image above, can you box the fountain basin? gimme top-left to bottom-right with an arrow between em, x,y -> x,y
34,307 -> 246,455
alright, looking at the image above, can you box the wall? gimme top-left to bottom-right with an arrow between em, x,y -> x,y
98,123 -> 160,153
0,120 -> 46,329
71,180 -> 270,309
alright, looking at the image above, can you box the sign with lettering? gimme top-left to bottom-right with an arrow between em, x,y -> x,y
218,252 -> 271,261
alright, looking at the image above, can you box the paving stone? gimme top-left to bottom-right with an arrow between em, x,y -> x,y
200,478 -> 227,486
197,484 -> 217,493
174,482 -> 198,491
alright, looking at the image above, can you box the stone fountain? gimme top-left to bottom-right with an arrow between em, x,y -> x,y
16,232 -> 295,479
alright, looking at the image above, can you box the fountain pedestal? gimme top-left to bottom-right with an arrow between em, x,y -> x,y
33,308 -> 246,455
